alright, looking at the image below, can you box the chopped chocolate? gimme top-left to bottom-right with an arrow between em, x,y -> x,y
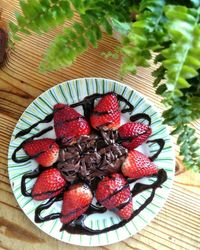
57,131 -> 128,182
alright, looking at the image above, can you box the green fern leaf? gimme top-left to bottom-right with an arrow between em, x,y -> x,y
120,0 -> 166,76
162,5 -> 200,96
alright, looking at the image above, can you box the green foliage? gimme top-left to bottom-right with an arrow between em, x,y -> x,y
10,0 -> 200,171
162,5 -> 200,98
120,0 -> 166,75
10,0 -> 74,36
40,21 -> 103,71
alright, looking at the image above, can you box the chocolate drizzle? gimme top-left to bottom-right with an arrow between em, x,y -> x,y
35,198 -> 106,223
15,114 -> 54,138
11,91 -> 168,236
12,126 -> 53,163
35,194 -> 63,223
21,168 -> 41,197
130,113 -> 151,126
14,92 -> 133,141
147,139 -> 165,161
60,169 -> 167,235
71,92 -> 134,121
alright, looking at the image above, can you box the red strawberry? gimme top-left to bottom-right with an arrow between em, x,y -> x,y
32,168 -> 66,201
122,150 -> 158,179
90,93 -> 120,130
23,138 -> 59,167
96,173 -> 133,220
118,122 -> 152,149
54,104 -> 90,142
61,183 -> 93,224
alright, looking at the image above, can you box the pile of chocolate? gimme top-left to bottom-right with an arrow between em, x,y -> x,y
57,130 -> 128,182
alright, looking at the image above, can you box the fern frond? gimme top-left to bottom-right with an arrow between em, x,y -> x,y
9,0 -> 73,36
178,125 -> 200,171
162,5 -> 200,97
120,0 -> 166,76
40,21 -> 103,71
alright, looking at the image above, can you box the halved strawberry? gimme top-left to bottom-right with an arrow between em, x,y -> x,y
96,173 -> 133,220
122,150 -> 158,179
32,168 -> 66,201
23,138 -> 59,167
54,104 -> 90,143
60,183 -> 93,224
90,93 -> 120,130
118,122 -> 152,149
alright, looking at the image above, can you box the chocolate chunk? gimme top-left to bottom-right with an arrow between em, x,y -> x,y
57,130 -> 128,183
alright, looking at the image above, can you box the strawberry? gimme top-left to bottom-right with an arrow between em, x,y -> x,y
32,168 -> 66,201
122,150 -> 158,179
60,183 -> 93,224
53,104 -> 90,142
23,138 -> 59,167
96,173 -> 133,220
90,93 -> 120,130
118,122 -> 152,149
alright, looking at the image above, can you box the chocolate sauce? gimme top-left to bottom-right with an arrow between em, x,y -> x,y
117,94 -> 134,113
117,131 -> 148,144
147,139 -> 165,161
61,169 -> 167,235
15,113 -> 54,138
35,198 -> 106,223
99,183 -> 129,204
55,116 -> 83,128
111,196 -> 132,212
35,194 -> 63,223
21,168 -> 41,197
130,113 -> 151,126
33,186 -> 65,199
12,126 -> 53,163
71,92 -> 134,121
12,92 -> 167,236
12,92 -> 134,156
93,109 -> 119,116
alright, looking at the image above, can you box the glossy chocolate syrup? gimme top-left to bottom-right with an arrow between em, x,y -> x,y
21,168 -> 41,197
35,194 -> 63,223
35,197 -> 106,223
12,126 -> 53,163
15,113 -> 54,138
34,169 -> 166,234
12,92 -> 167,235
60,169 -> 167,235
147,139 -> 165,161
130,113 -> 151,126
12,92 -> 134,161
71,92 -> 134,121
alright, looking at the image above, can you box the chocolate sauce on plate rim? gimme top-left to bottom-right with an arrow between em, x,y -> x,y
11,92 -> 167,236
32,169 -> 167,235
60,169 -> 167,235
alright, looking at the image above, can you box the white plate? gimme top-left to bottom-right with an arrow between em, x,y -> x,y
8,78 -> 175,246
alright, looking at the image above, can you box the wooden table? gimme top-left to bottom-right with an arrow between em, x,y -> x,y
1,1 -> 200,249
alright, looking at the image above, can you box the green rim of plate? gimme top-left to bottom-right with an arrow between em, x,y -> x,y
8,78 -> 175,246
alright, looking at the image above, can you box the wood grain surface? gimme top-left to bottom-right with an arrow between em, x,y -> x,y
0,1 -> 200,250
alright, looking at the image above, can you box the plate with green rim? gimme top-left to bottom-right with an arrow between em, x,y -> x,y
8,78 -> 175,246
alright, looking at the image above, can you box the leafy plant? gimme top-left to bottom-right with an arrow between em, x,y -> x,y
9,0 -> 200,171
